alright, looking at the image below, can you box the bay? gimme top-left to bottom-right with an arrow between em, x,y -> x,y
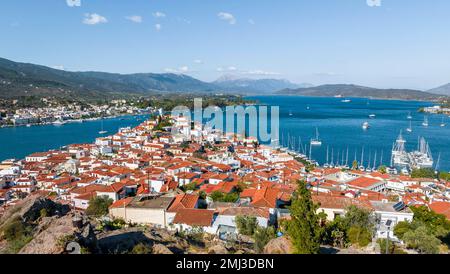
0,115 -> 147,161
248,96 -> 450,171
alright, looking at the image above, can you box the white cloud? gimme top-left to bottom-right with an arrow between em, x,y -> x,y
155,24 -> 162,31
194,59 -> 203,64
248,19 -> 255,25
218,12 -> 236,25
366,0 -> 382,7
66,0 -> 81,7
125,15 -> 143,23
83,13 -> 107,25
153,11 -> 166,18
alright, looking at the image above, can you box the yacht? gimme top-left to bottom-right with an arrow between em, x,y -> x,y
422,116 -> 429,127
362,122 -> 370,130
341,99 -> 351,103
406,120 -> 413,133
369,114 -> 376,119
98,118 -> 108,135
310,127 -> 322,146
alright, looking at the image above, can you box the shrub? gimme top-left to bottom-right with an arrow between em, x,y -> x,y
254,226 -> 276,253
402,226 -> 441,254
347,226 -> 372,247
85,196 -> 113,217
235,215 -> 258,236
131,243 -> 152,254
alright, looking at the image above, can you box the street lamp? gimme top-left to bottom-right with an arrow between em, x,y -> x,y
385,219 -> 392,254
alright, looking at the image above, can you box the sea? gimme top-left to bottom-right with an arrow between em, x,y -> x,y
0,96 -> 449,171
246,96 -> 449,171
0,115 -> 147,161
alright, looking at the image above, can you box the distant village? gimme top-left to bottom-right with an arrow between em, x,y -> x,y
0,99 -> 149,127
1,111 -> 450,253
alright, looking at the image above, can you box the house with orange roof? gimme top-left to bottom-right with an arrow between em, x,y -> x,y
172,209 -> 217,233
346,176 -> 386,192
429,201 -> 450,220
167,193 -> 199,213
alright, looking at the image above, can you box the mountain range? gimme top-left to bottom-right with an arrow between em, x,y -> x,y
0,57 -> 448,101
427,83 -> 450,96
278,84 -> 444,101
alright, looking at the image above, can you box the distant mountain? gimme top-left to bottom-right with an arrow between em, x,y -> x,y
214,75 -> 312,93
278,84 -> 443,100
0,57 -> 216,99
427,83 -> 450,96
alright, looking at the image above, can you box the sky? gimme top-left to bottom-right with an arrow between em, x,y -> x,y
1,0 -> 450,90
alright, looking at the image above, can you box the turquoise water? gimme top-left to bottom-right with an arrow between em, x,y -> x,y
0,115 -> 147,161
248,96 -> 450,171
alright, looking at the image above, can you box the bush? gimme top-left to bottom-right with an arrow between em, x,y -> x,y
40,208 -> 49,218
254,226 -> 276,253
85,196 -> 113,217
402,226 -> 441,254
131,243 -> 152,254
0,217 -> 33,254
378,239 -> 407,254
347,226 -> 372,247
235,215 -> 258,236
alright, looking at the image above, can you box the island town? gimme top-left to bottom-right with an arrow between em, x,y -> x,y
1,110 -> 450,254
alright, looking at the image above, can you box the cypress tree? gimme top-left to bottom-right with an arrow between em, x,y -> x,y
287,180 -> 321,254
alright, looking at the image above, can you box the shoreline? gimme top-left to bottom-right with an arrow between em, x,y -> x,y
0,112 -> 151,129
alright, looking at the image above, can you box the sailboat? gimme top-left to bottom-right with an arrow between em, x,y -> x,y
362,121 -> 370,130
406,120 -> 413,133
310,127 -> 322,146
289,110 -> 293,116
98,118 -> 108,135
407,112 -> 412,120
422,116 -> 429,127
440,117 -> 446,127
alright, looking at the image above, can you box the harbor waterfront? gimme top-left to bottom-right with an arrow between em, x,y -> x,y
247,96 -> 450,171
0,115 -> 147,161
1,96 -> 450,171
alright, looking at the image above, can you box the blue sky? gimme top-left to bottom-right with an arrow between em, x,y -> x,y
1,0 -> 450,90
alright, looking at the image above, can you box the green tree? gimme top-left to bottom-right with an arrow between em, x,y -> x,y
85,196 -> 113,217
235,215 -> 258,236
411,168 -> 436,179
286,181 -> 321,254
254,226 -> 276,254
341,205 -> 374,230
402,226 -> 441,254
393,221 -> 415,240
378,165 -> 387,174
352,160 -> 358,170
347,226 -> 372,247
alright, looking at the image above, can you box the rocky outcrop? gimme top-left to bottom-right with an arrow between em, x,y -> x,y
263,236 -> 293,254
0,194 -> 69,228
152,244 -> 173,254
19,213 -> 97,254
207,244 -> 229,254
